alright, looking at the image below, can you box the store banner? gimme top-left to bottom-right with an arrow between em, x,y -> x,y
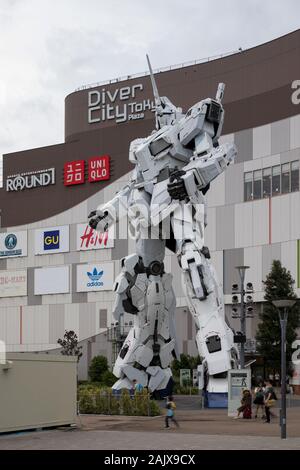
0,270 -> 27,298
76,262 -> 114,292
76,224 -> 114,251
34,266 -> 69,295
35,225 -> 69,255
0,231 -> 27,258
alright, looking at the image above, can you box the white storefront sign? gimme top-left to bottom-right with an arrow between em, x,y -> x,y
34,266 -> 69,295
6,168 -> 55,192
0,270 -> 27,298
76,224 -> 114,251
35,225 -> 69,255
88,83 -> 155,124
0,231 -> 27,258
76,262 -> 114,292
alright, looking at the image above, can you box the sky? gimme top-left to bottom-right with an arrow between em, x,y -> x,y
0,0 -> 300,186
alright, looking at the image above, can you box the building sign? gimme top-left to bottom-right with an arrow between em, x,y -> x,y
64,160 -> 85,186
88,155 -> 110,182
6,168 -> 55,192
88,84 -> 154,124
35,225 -> 69,255
34,265 -> 69,295
291,80 -> 300,105
227,369 -> 251,416
64,156 -> 111,186
76,224 -> 114,251
76,262 -> 114,292
0,231 -> 27,258
0,270 -> 27,298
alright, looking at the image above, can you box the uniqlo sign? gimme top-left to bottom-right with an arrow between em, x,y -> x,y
88,155 -> 110,182
64,160 -> 85,186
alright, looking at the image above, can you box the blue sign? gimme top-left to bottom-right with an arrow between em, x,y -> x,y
5,234 -> 17,250
87,268 -> 104,287
44,230 -> 60,250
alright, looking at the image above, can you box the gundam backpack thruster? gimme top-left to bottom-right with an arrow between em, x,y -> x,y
88,56 -> 239,394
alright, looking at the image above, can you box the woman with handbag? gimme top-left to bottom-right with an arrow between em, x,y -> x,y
264,380 -> 277,423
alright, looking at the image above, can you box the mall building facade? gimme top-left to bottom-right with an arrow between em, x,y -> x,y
0,30 -> 300,380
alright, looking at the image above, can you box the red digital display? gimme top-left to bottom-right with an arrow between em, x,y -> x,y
88,155 -> 110,183
64,160 -> 85,186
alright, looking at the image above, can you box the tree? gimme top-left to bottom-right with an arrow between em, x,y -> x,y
171,353 -> 201,376
89,355 -> 109,382
57,330 -> 82,362
256,260 -> 300,373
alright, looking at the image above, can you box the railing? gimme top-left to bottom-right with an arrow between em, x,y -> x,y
74,49 -> 242,92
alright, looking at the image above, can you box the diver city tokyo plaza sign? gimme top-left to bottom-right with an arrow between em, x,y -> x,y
6,168 -> 55,192
88,83 -> 155,124
0,231 -> 27,258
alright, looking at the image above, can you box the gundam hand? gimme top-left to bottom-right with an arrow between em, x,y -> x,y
88,210 -> 110,232
167,169 -> 188,201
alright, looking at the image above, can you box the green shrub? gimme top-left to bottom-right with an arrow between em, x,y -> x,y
120,389 -> 133,415
79,390 -> 96,414
101,370 -> 117,387
88,355 -> 108,382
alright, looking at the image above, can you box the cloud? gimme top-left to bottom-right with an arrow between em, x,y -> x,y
0,0 -> 300,179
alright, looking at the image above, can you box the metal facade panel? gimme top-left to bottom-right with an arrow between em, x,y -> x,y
271,118 -> 290,155
234,202 -> 253,248
223,248 -> 244,294
234,128 -> 253,163
225,162 -> 244,205
253,123 -> 271,159
49,304 -> 65,345
216,205 -> 235,250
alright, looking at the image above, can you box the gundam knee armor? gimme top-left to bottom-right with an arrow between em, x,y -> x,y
112,254 -> 177,392
180,241 -> 238,376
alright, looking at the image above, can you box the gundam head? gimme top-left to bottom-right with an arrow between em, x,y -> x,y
146,55 -> 183,129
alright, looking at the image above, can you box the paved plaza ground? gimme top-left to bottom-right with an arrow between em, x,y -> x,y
0,396 -> 300,450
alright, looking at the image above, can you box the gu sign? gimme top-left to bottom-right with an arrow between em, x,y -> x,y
6,168 -> 55,192
88,83 -> 155,124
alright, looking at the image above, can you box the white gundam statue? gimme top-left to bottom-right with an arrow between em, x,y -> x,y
88,56 -> 239,394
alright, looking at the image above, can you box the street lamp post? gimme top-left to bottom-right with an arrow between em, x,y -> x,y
235,266 -> 249,369
272,299 -> 296,440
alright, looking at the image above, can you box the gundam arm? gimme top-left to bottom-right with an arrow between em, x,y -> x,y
88,179 -> 135,232
168,142 -> 237,203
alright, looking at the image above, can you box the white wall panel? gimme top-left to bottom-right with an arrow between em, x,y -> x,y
281,241 -> 297,284
235,202 -> 253,248
64,304 -> 79,335
244,246 -> 263,293
6,307 -> 20,344
290,114 -> 300,150
253,124 -> 271,159
290,192 -> 300,240
34,266 -> 69,295
252,199 -> 269,246
271,195 -> 290,243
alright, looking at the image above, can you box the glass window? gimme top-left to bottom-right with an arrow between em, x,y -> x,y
262,167 -> 271,198
291,160 -> 299,192
253,169 -> 262,200
244,172 -> 253,201
272,165 -> 281,196
281,163 -> 290,194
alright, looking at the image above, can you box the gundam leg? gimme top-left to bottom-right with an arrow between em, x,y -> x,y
112,239 -> 178,392
175,228 -> 239,383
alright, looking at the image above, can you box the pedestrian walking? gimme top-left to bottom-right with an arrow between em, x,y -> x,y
165,395 -> 179,429
264,380 -> 277,423
253,383 -> 265,419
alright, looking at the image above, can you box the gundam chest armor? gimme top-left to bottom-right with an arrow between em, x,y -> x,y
88,56 -> 239,393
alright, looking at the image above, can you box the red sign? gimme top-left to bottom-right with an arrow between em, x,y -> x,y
79,225 -> 109,249
64,160 -> 85,186
88,155 -> 110,183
